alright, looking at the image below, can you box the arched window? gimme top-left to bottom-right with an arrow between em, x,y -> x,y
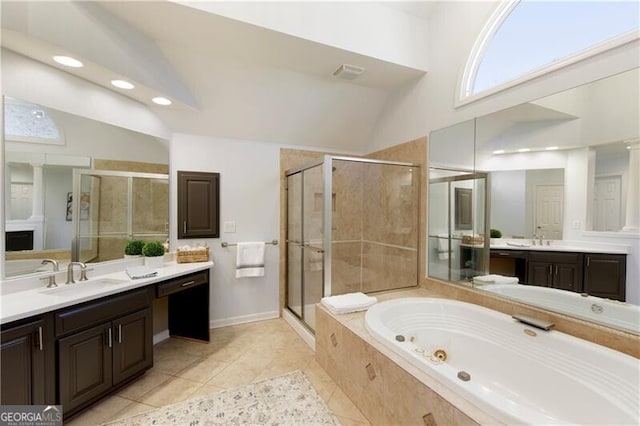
4,97 -> 63,145
461,0 -> 639,101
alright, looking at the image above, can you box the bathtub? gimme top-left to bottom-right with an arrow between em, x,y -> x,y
365,297 -> 639,425
481,283 -> 640,335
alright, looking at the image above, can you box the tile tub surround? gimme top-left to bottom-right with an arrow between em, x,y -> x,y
316,286 -> 640,425
315,295 -> 492,425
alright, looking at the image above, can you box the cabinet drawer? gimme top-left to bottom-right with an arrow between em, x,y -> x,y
528,251 -> 581,263
55,289 -> 151,337
156,271 -> 208,298
491,250 -> 528,259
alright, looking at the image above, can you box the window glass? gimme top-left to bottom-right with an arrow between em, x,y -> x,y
472,1 -> 639,95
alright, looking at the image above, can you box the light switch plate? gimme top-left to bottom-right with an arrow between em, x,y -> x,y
223,221 -> 236,233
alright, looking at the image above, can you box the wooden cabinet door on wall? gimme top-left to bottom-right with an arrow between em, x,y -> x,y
178,171 -> 220,239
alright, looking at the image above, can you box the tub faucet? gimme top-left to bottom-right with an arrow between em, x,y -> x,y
513,314 -> 555,331
40,259 -> 59,288
66,262 -> 88,284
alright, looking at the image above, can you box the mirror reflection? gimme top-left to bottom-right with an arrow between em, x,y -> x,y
4,97 -> 169,278
428,68 -> 639,335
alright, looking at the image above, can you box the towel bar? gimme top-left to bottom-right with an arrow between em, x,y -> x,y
221,240 -> 278,248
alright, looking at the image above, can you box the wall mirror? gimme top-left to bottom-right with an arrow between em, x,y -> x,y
428,67 -> 639,335
3,97 -> 169,279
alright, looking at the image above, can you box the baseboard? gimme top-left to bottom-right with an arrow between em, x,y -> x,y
153,329 -> 170,345
282,309 -> 315,350
210,310 -> 279,329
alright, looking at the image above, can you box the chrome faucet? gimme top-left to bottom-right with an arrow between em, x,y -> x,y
66,262 -> 88,284
40,259 -> 59,288
533,226 -> 545,246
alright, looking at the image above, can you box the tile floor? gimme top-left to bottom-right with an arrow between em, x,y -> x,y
66,318 -> 370,426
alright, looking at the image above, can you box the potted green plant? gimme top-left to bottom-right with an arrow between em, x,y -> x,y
490,229 -> 502,245
124,239 -> 145,258
142,240 -> 165,268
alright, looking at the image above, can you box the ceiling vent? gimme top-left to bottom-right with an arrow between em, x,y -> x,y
333,64 -> 365,80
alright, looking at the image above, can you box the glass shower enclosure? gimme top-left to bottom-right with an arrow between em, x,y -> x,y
286,155 -> 420,331
72,169 -> 169,263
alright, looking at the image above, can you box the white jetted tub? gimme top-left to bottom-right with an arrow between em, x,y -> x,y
481,283 -> 640,335
365,297 -> 639,425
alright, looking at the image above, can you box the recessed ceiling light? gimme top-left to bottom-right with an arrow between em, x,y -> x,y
517,148 -> 531,153
111,79 -> 135,90
333,64 -> 365,80
492,150 -> 505,155
152,97 -> 172,106
53,55 -> 83,68
545,146 -> 559,151
626,145 -> 632,150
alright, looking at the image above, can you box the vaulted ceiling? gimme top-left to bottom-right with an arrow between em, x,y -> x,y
1,1 -> 434,153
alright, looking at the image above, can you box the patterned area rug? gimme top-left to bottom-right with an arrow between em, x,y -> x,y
102,370 -> 340,425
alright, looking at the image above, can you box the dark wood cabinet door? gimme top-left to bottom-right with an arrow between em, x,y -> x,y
583,254 -> 626,301
113,309 -> 153,386
0,319 -> 46,405
178,171 -> 220,238
59,322 -> 113,412
551,263 -> 581,292
526,261 -> 552,287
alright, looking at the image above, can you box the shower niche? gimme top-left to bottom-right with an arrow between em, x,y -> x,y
285,156 -> 420,331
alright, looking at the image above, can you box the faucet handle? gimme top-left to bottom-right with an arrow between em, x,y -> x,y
40,274 -> 58,288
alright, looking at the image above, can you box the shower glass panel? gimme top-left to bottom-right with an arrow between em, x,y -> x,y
286,155 -> 419,332
286,172 -> 303,318
428,168 -> 488,283
73,170 -> 169,263
302,164 -> 324,330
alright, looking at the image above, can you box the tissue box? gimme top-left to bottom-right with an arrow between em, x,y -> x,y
176,247 -> 210,263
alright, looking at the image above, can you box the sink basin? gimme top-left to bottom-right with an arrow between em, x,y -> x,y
39,278 -> 128,297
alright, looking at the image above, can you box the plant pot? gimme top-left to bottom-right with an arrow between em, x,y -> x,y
144,255 -> 164,269
124,254 -> 141,259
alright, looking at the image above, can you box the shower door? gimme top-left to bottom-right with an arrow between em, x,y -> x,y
72,170 -> 168,263
286,163 -> 324,330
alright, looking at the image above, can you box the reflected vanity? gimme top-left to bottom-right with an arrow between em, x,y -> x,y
428,68 -> 639,335
3,97 -> 170,279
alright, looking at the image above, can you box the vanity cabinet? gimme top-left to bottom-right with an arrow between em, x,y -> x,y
526,252 -> 583,292
583,254 -> 626,301
0,314 -> 55,405
56,288 -> 153,415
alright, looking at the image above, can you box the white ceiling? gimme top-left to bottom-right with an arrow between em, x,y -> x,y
1,1 -> 432,153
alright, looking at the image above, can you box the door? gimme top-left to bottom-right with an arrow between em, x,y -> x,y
302,165 -> 324,330
0,320 -> 46,405
177,171 -> 220,238
59,322 -> 113,412
113,309 -> 153,386
534,185 -> 563,240
286,172 -> 303,318
593,176 -> 622,231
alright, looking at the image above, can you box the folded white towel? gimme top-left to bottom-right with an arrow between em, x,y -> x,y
321,292 -> 377,314
236,242 -> 265,278
473,274 -> 519,285
126,266 -> 158,280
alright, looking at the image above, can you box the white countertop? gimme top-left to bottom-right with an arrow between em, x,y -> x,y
0,261 -> 213,325
460,240 -> 629,254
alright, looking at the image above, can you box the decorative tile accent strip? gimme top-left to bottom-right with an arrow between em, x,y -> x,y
102,371 -> 340,426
